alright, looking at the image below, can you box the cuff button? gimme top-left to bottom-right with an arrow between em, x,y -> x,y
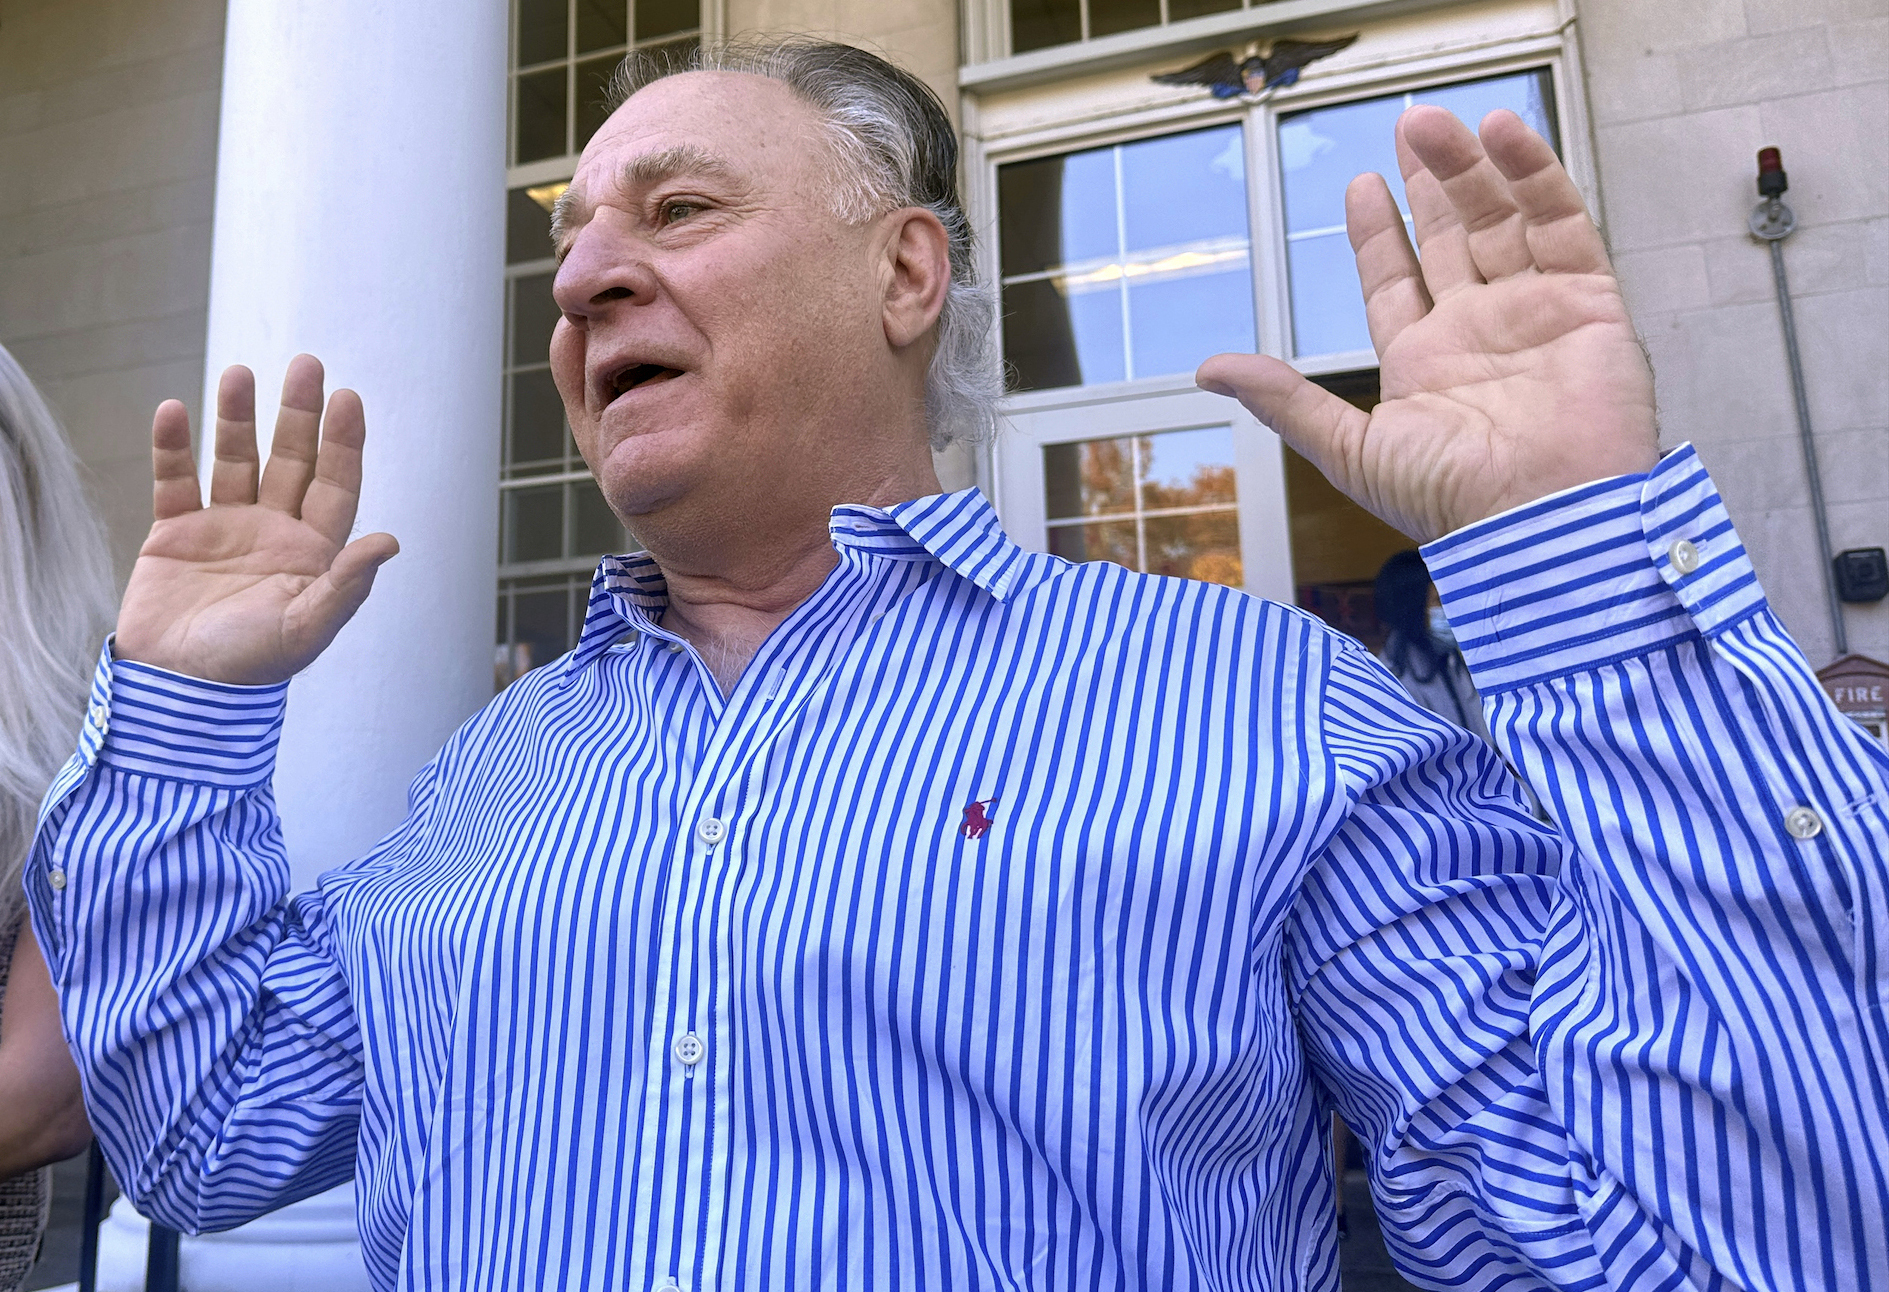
1784,806 -> 1824,840
1668,539 -> 1702,576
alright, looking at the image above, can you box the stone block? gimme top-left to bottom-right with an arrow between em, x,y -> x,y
1576,0 -> 1748,58
1828,17 -> 1889,88
0,223 -> 212,338
1677,28 -> 1832,113
1745,0 -> 1888,37
40,355 -> 205,466
1759,82 -> 1889,225
1792,285 -> 1889,434
1867,216 -> 1889,285
36,42 -> 225,130
1580,45 -> 1686,127
1702,220 -> 1878,306
1652,300 -> 1799,446
1594,105 -> 1764,253
1615,243 -> 1712,314
9,87 -> 221,209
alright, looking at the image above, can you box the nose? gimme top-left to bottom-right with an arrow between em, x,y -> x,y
552,214 -> 657,322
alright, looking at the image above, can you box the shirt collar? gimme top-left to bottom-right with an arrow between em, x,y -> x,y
558,488 -> 1049,681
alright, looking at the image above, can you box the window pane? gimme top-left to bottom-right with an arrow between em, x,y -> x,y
1119,125 -> 1246,255
1127,265 -> 1253,380
1011,0 -> 1081,54
507,186 -> 556,265
998,151 -> 1117,279
572,478 -> 626,554
515,66 -> 569,164
1088,0 -> 1161,41
1286,232 -> 1370,356
507,485 -> 564,562
1003,278 -> 1130,391
576,0 -> 626,53
635,0 -> 698,41
1141,426 -> 1235,510
1279,97 -> 1403,235
1144,511 -> 1241,585
511,583 -> 575,669
508,368 -> 568,470
1048,520 -> 1138,568
516,0 -> 568,67
1044,436 -> 1137,519
575,54 -> 620,150
511,272 -> 561,366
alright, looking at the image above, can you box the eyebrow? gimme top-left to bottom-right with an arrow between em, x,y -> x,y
550,144 -> 739,250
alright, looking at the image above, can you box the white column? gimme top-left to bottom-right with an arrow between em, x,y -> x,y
190,2 -> 506,1282
201,0 -> 508,886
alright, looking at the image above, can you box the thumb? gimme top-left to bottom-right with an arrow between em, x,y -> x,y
290,532 -> 400,645
1196,352 -> 1368,492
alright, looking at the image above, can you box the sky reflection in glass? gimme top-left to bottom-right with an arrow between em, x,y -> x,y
1000,123 -> 1255,391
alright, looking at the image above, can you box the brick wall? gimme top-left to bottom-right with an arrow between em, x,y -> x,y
1578,0 -> 1889,665
0,0 -> 225,579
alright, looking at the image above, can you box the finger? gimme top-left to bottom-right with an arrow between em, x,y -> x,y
258,354 -> 325,516
1344,173 -> 1431,357
1395,115 -> 1481,299
151,399 -> 201,520
301,388 -> 368,548
1480,109 -> 1612,275
287,532 -> 399,655
1196,352 -> 1369,493
209,365 -> 260,507
1401,104 -> 1535,284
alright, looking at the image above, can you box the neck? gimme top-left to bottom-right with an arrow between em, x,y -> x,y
643,451 -> 945,694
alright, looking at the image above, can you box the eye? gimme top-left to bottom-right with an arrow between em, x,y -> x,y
660,200 -> 700,225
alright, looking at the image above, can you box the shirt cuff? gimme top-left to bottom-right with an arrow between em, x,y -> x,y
77,638 -> 290,790
1420,444 -> 1767,692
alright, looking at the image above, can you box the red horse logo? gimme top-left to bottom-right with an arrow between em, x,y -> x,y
959,799 -> 997,840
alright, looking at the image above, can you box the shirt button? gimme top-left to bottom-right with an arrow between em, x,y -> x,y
695,816 -> 726,846
672,1032 -> 705,1066
47,868 -> 67,892
1668,539 -> 1702,575
1784,806 -> 1823,840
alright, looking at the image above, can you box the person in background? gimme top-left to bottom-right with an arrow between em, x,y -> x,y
0,344 -> 111,1288
1374,548 -> 1488,742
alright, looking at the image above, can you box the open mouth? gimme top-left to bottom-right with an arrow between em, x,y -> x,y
604,362 -> 683,406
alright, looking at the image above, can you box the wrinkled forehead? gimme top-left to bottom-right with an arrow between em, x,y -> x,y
570,70 -> 831,203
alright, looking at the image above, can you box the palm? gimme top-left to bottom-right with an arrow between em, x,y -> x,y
115,357 -> 398,686
1199,107 -> 1657,542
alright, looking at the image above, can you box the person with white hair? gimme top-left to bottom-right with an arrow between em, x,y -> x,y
24,37 -> 1889,1292
0,343 -> 110,1288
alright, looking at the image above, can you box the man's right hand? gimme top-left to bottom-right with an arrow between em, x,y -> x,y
114,354 -> 399,686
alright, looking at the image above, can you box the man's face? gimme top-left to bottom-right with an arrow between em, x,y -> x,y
548,72 -> 893,534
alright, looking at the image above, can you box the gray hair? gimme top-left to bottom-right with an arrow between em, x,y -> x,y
0,345 -> 115,927
607,37 -> 1002,448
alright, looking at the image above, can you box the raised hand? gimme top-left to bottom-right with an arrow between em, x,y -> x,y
1197,106 -> 1658,542
114,355 -> 399,686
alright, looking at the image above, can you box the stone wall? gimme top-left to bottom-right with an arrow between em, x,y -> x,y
1578,0 -> 1889,664
0,0 -> 226,580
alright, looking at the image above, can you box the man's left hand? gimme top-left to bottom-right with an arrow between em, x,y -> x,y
1198,106 -> 1658,542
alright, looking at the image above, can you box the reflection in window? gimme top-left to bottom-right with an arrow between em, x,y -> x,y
1010,0 -> 1243,56
1000,124 -> 1255,392
1044,425 -> 1242,587
511,0 -> 701,166
1279,68 -> 1559,358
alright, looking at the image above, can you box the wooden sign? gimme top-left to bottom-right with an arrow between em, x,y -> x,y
1817,654 -> 1889,750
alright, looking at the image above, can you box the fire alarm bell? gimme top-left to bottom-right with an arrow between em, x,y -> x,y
1833,548 -> 1889,603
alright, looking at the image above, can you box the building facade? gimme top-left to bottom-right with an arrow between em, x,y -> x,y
1,0 -> 1885,1279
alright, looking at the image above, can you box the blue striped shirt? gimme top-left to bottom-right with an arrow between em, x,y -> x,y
28,445 -> 1889,1290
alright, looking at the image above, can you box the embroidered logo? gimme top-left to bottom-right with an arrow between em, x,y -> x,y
959,799 -> 997,840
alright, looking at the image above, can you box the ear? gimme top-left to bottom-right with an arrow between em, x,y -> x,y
879,207 -> 953,351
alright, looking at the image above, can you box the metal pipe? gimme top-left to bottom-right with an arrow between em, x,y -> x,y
77,1142 -> 105,1292
1750,147 -> 1847,657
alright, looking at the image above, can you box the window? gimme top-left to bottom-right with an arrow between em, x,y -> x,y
1280,68 -> 1558,358
499,0 -> 704,688
511,0 -> 700,166
1010,0 -> 1260,57
1045,425 -> 1243,584
999,123 -> 1256,391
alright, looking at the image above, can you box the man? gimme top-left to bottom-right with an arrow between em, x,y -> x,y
28,37 -> 1887,1292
